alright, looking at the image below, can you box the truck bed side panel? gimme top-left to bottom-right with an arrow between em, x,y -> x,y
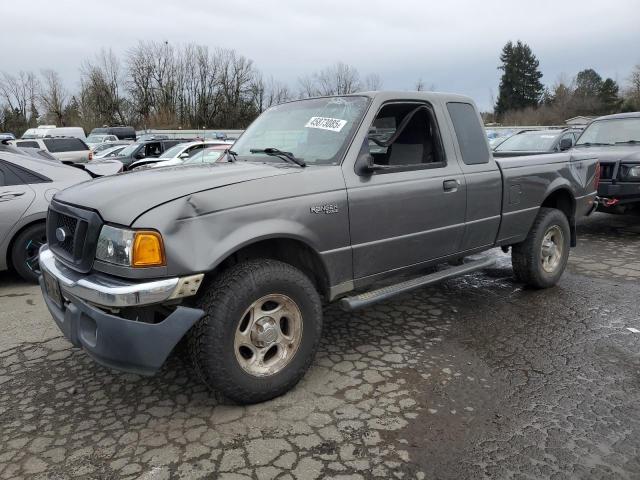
496,153 -> 598,245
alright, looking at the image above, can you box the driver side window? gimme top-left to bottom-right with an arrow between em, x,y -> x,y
368,103 -> 445,168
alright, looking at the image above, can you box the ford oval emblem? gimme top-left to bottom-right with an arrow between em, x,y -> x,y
55,227 -> 67,242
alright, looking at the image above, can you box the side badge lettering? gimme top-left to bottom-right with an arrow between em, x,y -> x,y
310,204 -> 339,215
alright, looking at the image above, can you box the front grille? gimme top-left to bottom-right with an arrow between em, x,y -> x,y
47,201 -> 103,273
56,213 -> 78,255
600,163 -> 615,180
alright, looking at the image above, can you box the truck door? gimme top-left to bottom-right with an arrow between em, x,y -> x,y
445,102 -> 502,251
344,101 -> 466,280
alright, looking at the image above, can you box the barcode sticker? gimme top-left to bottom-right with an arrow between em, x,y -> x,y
305,117 -> 347,132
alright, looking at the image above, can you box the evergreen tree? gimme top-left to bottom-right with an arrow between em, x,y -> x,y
574,69 -> 603,98
599,78 -> 622,114
495,40 -> 544,117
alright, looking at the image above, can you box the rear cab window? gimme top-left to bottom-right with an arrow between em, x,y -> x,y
447,102 -> 490,165
16,141 -> 40,148
43,138 -> 89,152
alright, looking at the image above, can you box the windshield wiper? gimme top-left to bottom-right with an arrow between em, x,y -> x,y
614,140 -> 640,145
249,147 -> 306,167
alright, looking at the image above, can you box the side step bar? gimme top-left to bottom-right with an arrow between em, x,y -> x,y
339,256 -> 496,311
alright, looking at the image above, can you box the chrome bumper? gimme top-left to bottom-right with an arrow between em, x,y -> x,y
38,246 -> 203,308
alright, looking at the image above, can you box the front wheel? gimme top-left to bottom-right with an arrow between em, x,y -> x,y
511,207 -> 571,288
188,259 -> 323,404
11,223 -> 47,283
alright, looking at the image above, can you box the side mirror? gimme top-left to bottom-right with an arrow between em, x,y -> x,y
135,151 -> 145,159
179,152 -> 189,159
355,152 -> 390,175
559,138 -> 573,151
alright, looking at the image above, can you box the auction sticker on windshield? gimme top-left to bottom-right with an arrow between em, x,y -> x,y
305,117 -> 347,132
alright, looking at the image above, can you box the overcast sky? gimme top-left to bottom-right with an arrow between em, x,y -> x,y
2,0 -> 639,110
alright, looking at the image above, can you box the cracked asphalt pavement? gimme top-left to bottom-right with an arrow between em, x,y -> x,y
1,212 -> 639,479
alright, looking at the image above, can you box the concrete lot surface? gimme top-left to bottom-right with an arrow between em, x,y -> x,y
1,213 -> 639,479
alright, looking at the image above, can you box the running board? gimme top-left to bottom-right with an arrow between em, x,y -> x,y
339,256 -> 496,311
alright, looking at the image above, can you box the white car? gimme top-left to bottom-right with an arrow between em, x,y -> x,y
86,134 -> 119,147
22,126 -> 86,140
93,144 -> 128,159
129,140 -> 232,169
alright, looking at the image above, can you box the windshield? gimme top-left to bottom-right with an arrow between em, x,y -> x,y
118,143 -> 139,156
184,148 -> 224,164
87,135 -> 106,143
159,144 -> 188,159
232,96 -> 370,165
576,118 -> 640,145
495,131 -> 559,151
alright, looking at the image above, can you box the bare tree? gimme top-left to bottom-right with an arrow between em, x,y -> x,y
364,73 -> 383,91
299,62 -> 361,97
0,71 -> 39,122
80,48 -> 128,127
414,78 -> 425,91
39,70 -> 68,125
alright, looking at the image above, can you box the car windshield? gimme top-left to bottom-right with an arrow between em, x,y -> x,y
159,144 -> 188,159
576,117 -> 640,146
96,146 -> 125,157
232,96 -> 370,165
118,143 -> 139,156
87,135 -> 107,143
495,131 -> 560,151
184,149 -> 224,164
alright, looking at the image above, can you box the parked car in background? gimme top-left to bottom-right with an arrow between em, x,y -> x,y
182,145 -> 231,165
21,126 -> 86,140
129,140 -> 232,169
493,128 -> 581,157
91,141 -> 131,155
571,112 -> 640,213
0,133 -> 15,140
89,126 -> 136,141
13,137 -> 92,163
85,134 -> 119,147
93,144 -> 128,159
0,146 -> 93,282
113,139 -> 190,168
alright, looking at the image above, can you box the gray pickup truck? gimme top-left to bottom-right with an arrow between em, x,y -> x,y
38,92 -> 599,404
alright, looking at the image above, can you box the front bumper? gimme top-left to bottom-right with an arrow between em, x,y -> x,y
38,246 -> 205,375
597,181 -> 640,205
39,246 -> 203,308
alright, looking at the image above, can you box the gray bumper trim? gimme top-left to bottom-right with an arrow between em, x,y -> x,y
39,246 -> 203,308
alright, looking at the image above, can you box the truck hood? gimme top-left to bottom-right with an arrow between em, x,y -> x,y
571,145 -> 640,164
55,162 -> 301,225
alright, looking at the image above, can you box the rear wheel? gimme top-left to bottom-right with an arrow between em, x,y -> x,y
11,223 -> 47,283
188,259 -> 323,404
511,208 -> 570,288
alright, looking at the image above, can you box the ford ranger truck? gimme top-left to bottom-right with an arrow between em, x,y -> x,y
38,92 -> 599,404
570,111 -> 640,213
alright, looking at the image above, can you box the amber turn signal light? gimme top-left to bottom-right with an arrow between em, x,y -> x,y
132,231 -> 166,267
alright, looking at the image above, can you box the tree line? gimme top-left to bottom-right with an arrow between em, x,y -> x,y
492,40 -> 640,125
0,42 -> 392,137
2,39 -> 639,135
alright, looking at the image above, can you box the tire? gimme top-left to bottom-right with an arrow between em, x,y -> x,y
11,223 -> 47,283
188,259 -> 323,404
511,207 -> 571,289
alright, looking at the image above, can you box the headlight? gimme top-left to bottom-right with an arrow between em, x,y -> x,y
96,225 -> 166,267
623,165 -> 640,179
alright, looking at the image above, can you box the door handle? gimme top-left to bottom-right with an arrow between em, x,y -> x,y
443,179 -> 459,192
0,191 -> 25,201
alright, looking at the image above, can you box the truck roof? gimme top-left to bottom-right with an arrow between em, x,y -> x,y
594,111 -> 640,121
287,90 -> 476,106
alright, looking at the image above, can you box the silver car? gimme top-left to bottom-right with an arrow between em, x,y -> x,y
0,146 -> 91,282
